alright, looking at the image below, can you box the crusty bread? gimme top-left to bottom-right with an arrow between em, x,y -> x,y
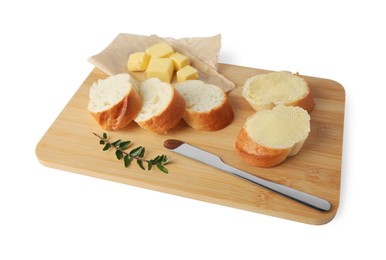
88,74 -> 142,130
242,71 -> 315,112
236,105 -> 310,167
134,78 -> 186,134
174,80 -> 234,131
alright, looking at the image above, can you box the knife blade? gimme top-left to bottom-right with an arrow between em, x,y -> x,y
164,139 -> 331,212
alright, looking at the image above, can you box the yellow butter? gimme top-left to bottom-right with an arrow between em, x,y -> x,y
170,52 -> 190,71
146,58 -> 174,83
127,52 -> 150,71
176,65 -> 198,82
146,42 -> 174,58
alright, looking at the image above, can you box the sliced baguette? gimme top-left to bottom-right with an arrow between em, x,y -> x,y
88,73 -> 141,130
134,78 -> 186,134
236,105 -> 310,167
174,80 -> 234,131
242,71 -> 314,112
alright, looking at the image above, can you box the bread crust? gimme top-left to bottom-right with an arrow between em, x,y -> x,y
289,74 -> 315,112
288,87 -> 314,112
183,97 -> 234,131
136,87 -> 186,134
89,88 -> 142,130
235,127 -> 291,167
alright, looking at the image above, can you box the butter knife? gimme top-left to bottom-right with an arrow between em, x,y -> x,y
164,139 -> 331,212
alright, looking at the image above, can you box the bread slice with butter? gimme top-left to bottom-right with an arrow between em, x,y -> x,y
242,71 -> 315,112
88,74 -> 142,130
236,105 -> 310,167
134,78 -> 186,134
174,80 -> 234,131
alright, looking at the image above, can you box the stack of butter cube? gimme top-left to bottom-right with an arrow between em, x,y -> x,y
127,42 -> 198,83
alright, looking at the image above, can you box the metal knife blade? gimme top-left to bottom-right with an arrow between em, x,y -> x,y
164,139 -> 331,212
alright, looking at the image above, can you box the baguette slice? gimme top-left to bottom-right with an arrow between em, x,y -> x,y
134,78 -> 186,134
88,73 -> 142,130
242,71 -> 314,112
174,80 -> 234,131
236,105 -> 310,167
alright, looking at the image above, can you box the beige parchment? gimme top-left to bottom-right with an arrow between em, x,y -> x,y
88,33 -> 235,92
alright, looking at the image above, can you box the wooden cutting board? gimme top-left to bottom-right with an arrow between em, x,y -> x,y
36,64 -> 345,225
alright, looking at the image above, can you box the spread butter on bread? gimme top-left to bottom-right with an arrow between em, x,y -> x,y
174,80 -> 234,131
88,74 -> 142,130
242,71 -> 314,112
236,105 -> 310,167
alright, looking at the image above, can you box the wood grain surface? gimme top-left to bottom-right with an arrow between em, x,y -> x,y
36,64 -> 345,224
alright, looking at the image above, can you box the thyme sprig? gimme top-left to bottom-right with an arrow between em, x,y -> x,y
93,132 -> 169,173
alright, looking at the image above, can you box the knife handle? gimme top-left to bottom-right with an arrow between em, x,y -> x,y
220,163 -> 331,211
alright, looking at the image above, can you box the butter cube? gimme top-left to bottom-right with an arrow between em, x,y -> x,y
176,65 -> 198,82
146,42 -> 174,58
127,52 -> 150,71
146,58 -> 174,83
170,52 -> 190,70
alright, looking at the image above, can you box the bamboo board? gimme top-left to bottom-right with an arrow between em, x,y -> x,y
36,64 -> 345,224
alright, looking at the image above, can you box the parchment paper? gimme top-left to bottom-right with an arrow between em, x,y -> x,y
88,33 -> 235,92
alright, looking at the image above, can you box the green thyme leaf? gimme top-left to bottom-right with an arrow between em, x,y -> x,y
137,160 -> 145,170
147,161 -> 153,171
159,155 -> 167,163
162,156 -> 169,164
112,139 -> 121,146
103,132 -> 107,139
119,141 -> 131,150
99,140 -> 105,145
115,150 -> 123,160
130,146 -> 142,157
103,143 -> 112,151
157,164 -> 168,174
124,155 -> 132,168
139,147 -> 145,158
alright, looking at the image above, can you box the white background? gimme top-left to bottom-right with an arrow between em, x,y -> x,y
1,0 -> 385,259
